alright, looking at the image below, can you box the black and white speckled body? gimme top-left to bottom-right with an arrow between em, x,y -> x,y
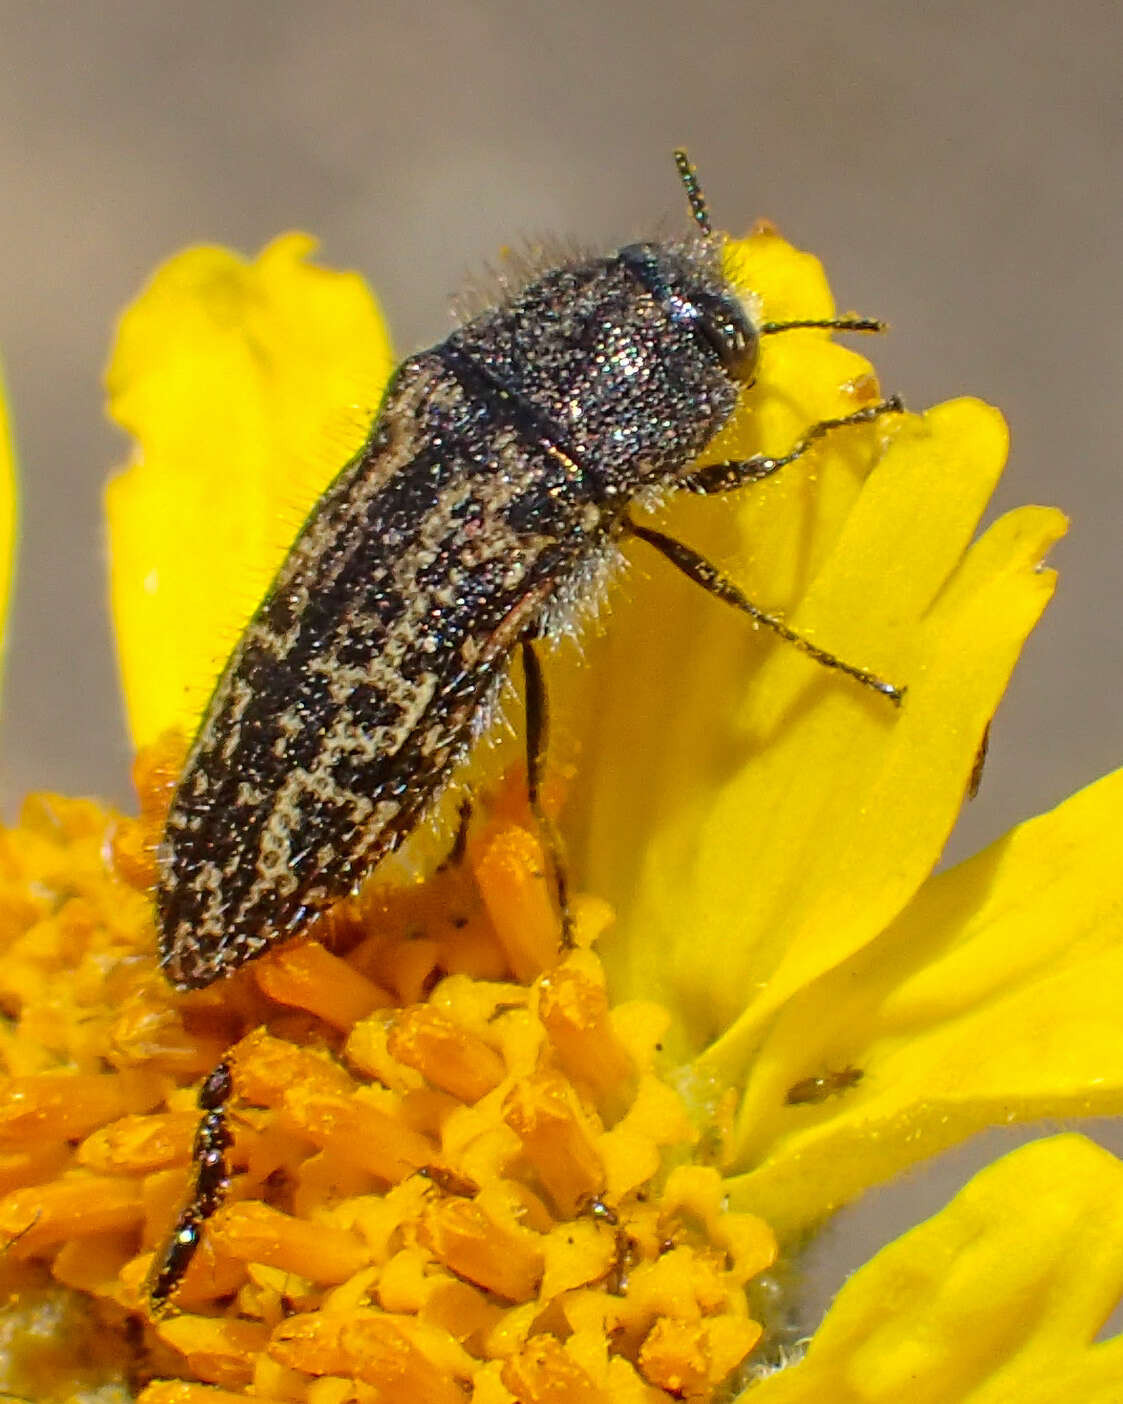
157,235 -> 760,988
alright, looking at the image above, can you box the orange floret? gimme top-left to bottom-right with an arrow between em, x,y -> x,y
155,1315 -> 271,1388
0,749 -> 774,1403
502,1073 -> 605,1216
209,1202 -> 369,1284
537,964 -> 635,1104
420,1195 -> 545,1303
501,1336 -> 609,1404
0,1173 -> 143,1252
0,1071 -> 156,1141
387,1006 -> 507,1102
137,1384 -> 261,1404
339,1315 -> 474,1402
471,821 -> 561,980
254,941 -> 394,1029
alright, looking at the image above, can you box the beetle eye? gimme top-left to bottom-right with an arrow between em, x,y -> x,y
695,307 -> 758,384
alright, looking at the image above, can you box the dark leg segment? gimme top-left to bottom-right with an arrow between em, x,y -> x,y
521,638 -> 574,946
437,798 -> 473,871
625,519 -> 903,703
147,1060 -> 234,1317
680,396 -> 903,496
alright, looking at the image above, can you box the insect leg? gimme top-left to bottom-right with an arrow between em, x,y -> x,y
437,798 -> 474,872
147,1060 -> 234,1317
520,637 -> 575,946
624,519 -> 904,703
679,396 -> 903,495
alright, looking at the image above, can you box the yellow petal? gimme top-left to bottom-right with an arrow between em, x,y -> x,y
559,234 -> 890,977
0,355 -> 20,684
570,368 -> 1063,1061
703,469 -> 1064,1066
742,1135 -> 1123,1403
105,234 -> 393,747
557,232 -> 1064,1060
727,761 -> 1123,1238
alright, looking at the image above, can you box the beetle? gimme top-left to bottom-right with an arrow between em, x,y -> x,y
156,150 -> 902,991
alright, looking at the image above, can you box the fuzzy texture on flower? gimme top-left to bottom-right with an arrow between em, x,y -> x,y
0,227 -> 1118,1404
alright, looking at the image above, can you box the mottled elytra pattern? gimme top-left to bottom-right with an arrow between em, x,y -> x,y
157,153 -> 902,991
158,237 -> 755,988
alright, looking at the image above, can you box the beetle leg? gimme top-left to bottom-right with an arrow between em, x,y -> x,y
520,637 -> 574,946
624,519 -> 904,703
679,396 -> 903,495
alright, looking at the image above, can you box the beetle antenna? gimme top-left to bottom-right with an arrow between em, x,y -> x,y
674,149 -> 712,236
761,316 -> 887,335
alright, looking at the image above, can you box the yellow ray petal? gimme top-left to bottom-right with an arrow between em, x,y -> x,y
742,1135 -> 1123,1403
0,356 -> 19,684
568,357 -> 1063,1061
727,762 -> 1123,1238
701,478 -> 1064,1067
105,234 -> 393,748
558,234 -> 891,973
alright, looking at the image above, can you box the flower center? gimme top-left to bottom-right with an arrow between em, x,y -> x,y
0,735 -> 777,1403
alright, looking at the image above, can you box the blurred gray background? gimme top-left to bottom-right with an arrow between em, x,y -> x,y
0,0 -> 1120,1331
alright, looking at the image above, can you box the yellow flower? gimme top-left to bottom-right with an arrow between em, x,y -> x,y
0,227 -> 1120,1403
